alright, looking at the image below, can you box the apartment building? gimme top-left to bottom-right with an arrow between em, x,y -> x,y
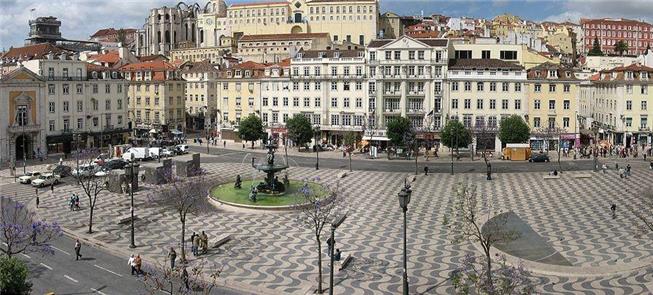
259,59 -> 291,140
366,36 -> 448,145
122,60 -> 186,135
447,58 -> 527,151
580,64 -> 653,147
450,41 -> 559,69
0,67 -> 47,164
215,61 -> 265,129
237,33 -> 330,63
526,62 -> 580,150
285,49 -> 368,145
180,60 -> 220,131
581,18 -> 653,55
22,54 -> 129,153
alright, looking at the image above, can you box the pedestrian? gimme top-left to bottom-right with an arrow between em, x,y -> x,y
168,247 -> 177,270
51,182 -> 54,193
192,234 -> 200,256
626,164 -> 631,177
423,166 -> 429,176
190,232 -> 197,255
128,254 -> 136,275
181,267 -> 190,290
610,203 -> 617,218
334,249 -> 342,261
615,163 -> 619,170
36,195 -> 40,209
223,141 -> 226,148
200,231 -> 208,254
75,195 -> 80,210
74,239 -> 82,260
135,255 -> 142,275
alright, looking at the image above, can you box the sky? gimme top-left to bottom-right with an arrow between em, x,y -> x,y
2,0 -> 653,50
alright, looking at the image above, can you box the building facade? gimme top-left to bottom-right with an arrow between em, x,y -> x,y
180,60 -> 220,131
581,18 -> 653,56
447,58 -> 527,151
122,60 -> 186,135
237,33 -> 331,63
367,36 -> 448,145
526,62 -> 580,150
215,61 -> 265,129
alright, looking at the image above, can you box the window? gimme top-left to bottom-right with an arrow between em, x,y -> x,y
385,51 -> 391,60
408,51 -> 415,60
626,100 -> 632,110
534,117 -> 541,128
514,99 -> 521,110
463,81 -> 471,91
451,82 -> 459,91
106,100 -> 111,110
642,85 -> 648,94
502,82 -> 509,92
304,97 -> 310,107
501,99 -> 509,110
627,84 -> 633,94
331,114 -> 340,125
315,97 -> 321,107
262,97 -> 269,106
642,101 -> 648,110
563,100 -> 570,110
370,52 -> 376,61
563,117 -> 570,128
394,51 -> 400,60
49,102 -> 55,113
625,117 -> 632,127
77,101 -> 83,112
76,84 -> 83,94
489,82 -> 496,91
249,97 -> 254,107
293,82 -> 299,90
62,84 -> 69,95
283,97 -> 289,107
62,68 -> 69,78
293,97 -> 299,107
77,118 -> 83,129
315,82 -> 321,90
563,84 -> 570,92
105,84 -> 111,93
548,100 -> 555,109
549,84 -> 556,92
548,118 -> 556,129
92,84 -> 98,94
303,82 -> 310,91
489,99 -> 496,109
534,84 -> 541,92
464,99 -> 471,109
454,50 -> 472,59
343,82 -> 350,91
272,97 -> 278,106
331,81 -> 338,90
481,50 -> 490,59
499,50 -> 517,60
476,99 -> 484,109
451,99 -> 458,109
514,82 -> 521,92
48,84 -> 55,94
477,82 -> 484,91
49,120 -> 55,131
63,101 -> 69,112
48,67 -> 54,79
331,97 -> 338,107
418,51 -> 424,60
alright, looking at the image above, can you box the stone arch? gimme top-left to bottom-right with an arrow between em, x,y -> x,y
291,25 -> 303,34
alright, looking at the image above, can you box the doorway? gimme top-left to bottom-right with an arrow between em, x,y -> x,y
15,135 -> 31,161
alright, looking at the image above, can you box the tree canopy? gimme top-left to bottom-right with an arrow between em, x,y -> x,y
0,256 -> 32,294
238,114 -> 265,143
286,115 -> 313,150
498,115 -> 530,144
614,40 -> 628,56
441,120 -> 472,149
588,37 -> 603,56
386,117 -> 414,146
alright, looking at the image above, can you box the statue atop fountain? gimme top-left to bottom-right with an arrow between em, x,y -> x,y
251,137 -> 288,194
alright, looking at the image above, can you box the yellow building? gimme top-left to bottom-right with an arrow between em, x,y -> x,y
237,33 -> 330,63
215,61 -> 265,128
526,62 -> 580,150
121,60 -> 186,134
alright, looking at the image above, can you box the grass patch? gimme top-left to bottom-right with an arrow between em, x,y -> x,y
211,180 -> 324,207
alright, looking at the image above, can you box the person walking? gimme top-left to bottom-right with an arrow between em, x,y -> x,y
192,234 -> 200,256
424,166 -> 429,176
200,231 -> 208,254
135,255 -> 142,275
74,239 -> 82,260
181,267 -> 190,290
50,182 -> 54,193
168,247 -> 177,270
36,195 -> 40,209
610,204 -> 617,219
128,254 -> 136,275
190,232 -> 197,256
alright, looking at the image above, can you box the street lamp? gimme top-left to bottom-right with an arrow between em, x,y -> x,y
314,126 -> 320,170
397,177 -> 414,295
328,213 -> 347,295
129,152 -> 136,248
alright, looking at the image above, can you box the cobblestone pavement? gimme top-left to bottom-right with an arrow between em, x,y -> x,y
3,159 -> 653,294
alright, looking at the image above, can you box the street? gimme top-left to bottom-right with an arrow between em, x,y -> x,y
189,145 -> 596,173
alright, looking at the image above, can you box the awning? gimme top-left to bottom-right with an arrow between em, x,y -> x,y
362,136 -> 390,141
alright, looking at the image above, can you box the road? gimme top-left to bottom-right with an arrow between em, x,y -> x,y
189,146 -> 596,173
0,195 -> 245,295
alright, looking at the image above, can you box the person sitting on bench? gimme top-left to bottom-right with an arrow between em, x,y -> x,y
334,249 -> 341,261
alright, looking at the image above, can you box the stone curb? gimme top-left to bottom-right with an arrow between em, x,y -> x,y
25,195 -> 291,295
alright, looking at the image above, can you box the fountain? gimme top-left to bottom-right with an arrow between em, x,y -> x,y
251,137 -> 289,194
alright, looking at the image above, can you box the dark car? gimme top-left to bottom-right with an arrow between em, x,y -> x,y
529,153 -> 550,162
104,159 -> 128,170
52,165 -> 72,177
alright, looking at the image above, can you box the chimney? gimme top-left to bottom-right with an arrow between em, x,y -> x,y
118,43 -> 129,60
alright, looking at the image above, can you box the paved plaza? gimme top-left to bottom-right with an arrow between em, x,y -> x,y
2,155 -> 653,294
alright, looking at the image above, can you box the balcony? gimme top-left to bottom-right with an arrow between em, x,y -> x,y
7,124 -> 41,134
639,126 -> 651,132
383,108 -> 401,114
46,76 -> 84,81
383,90 -> 401,96
406,91 -> 425,97
407,109 -> 425,114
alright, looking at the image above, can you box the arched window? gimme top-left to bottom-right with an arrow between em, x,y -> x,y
165,30 -> 170,43
157,31 -> 161,43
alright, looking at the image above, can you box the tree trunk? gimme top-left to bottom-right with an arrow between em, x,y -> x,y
316,235 -> 323,294
88,206 -> 94,234
485,247 -> 493,288
349,153 -> 352,172
414,145 -> 418,175
180,217 -> 187,263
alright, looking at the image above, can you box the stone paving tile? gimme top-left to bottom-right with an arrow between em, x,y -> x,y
3,163 -> 653,294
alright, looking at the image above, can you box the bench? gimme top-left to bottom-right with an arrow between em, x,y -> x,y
211,234 -> 232,248
573,174 -> 592,179
338,255 -> 353,271
117,215 -> 137,225
543,175 -> 560,179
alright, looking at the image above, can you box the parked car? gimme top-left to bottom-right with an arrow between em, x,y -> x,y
94,167 -> 111,177
122,147 -> 151,162
52,165 -> 72,177
529,153 -> 550,163
31,173 -> 60,187
104,159 -> 127,170
72,164 -> 99,177
19,171 -> 41,184
175,145 -> 189,154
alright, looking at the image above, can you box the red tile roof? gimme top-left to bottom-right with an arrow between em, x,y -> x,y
1,43 -> 66,61
90,51 -> 120,64
230,1 -> 287,8
239,33 -> 329,42
86,63 -> 111,72
119,60 -> 176,72
91,28 -> 135,38
607,63 -> 653,72
233,61 -> 267,70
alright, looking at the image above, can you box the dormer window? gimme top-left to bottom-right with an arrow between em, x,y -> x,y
92,71 -> 98,79
626,71 -> 634,79
566,72 -> 571,77
548,70 -> 557,78
297,53 -> 303,58
111,72 -> 117,79
318,52 -> 325,58
227,71 -> 232,77
641,72 -> 649,80
334,52 -> 341,58
245,70 -> 251,77
235,70 -> 241,76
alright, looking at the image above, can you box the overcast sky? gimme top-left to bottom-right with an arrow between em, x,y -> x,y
2,0 -> 653,50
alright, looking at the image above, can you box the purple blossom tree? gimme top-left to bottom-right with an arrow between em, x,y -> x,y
293,178 -> 347,294
141,257 -> 222,295
0,196 -> 62,257
71,148 -> 108,234
148,168 -> 213,263
444,183 -> 533,294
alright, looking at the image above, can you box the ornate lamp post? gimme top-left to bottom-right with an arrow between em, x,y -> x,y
328,214 -> 347,295
397,177 -> 413,295
314,126 -> 320,170
129,152 -> 136,248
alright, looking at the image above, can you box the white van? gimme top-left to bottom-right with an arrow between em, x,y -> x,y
122,147 -> 151,161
